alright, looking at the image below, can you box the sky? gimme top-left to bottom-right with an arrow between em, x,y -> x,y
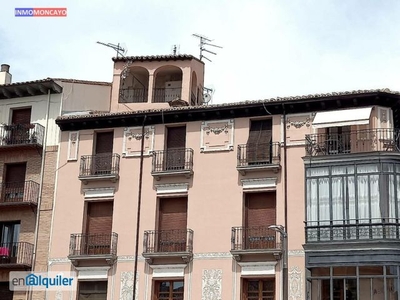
1,0 -> 400,104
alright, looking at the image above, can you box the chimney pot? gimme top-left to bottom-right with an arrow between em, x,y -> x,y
1,64 -> 10,73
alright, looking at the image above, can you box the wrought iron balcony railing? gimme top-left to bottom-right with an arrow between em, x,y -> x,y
0,242 -> 34,267
305,219 -> 400,243
152,148 -> 194,174
0,123 -> 44,147
79,153 -> 120,178
237,142 -> 281,167
0,180 -> 40,205
119,87 -> 148,103
69,233 -> 118,256
153,87 -> 182,103
143,229 -> 194,254
231,226 -> 281,251
305,128 -> 400,156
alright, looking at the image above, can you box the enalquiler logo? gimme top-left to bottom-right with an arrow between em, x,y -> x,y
15,8 -> 67,17
10,272 -> 77,291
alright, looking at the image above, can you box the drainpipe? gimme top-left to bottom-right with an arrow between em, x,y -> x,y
282,104 -> 288,300
132,115 -> 146,300
28,89 -> 51,300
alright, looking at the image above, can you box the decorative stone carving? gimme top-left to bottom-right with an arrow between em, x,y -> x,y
289,266 -> 303,300
200,120 -> 234,152
202,269 -> 222,300
67,131 -> 79,161
286,117 -> 311,129
120,271 -> 139,300
194,252 -> 232,260
122,126 -> 154,157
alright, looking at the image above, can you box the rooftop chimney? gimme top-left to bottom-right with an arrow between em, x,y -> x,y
0,64 -> 12,85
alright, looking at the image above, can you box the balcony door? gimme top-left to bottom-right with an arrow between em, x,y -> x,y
242,278 -> 275,300
3,163 -> 26,203
10,108 -> 31,144
158,197 -> 188,252
247,119 -> 272,165
244,192 -> 276,250
85,201 -> 113,255
165,126 -> 186,170
326,126 -> 351,154
93,132 -> 114,175
0,222 -> 20,263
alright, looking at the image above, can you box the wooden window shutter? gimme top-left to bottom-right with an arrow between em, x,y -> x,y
159,198 -> 188,231
86,201 -> 113,234
247,119 -> 272,145
245,192 -> 276,228
11,108 -> 31,125
167,126 -> 186,149
5,163 -> 26,183
95,132 -> 114,154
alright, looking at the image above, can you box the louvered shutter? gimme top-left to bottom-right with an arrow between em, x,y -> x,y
247,120 -> 272,163
166,127 -> 186,170
158,197 -> 188,252
95,132 -> 114,154
86,201 -> 113,234
4,163 -> 26,202
94,132 -> 114,174
245,192 -> 276,249
11,108 -> 31,124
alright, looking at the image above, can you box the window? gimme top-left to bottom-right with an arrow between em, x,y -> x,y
247,119 -> 272,165
153,280 -> 184,300
306,163 -> 400,241
242,278 -> 275,300
0,222 -> 20,263
93,131 -> 114,175
78,281 -> 107,300
244,192 -> 276,250
165,126 -> 186,170
325,126 -> 351,154
3,163 -> 26,202
158,197 -> 188,252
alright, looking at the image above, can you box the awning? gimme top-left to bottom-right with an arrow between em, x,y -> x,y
312,107 -> 373,128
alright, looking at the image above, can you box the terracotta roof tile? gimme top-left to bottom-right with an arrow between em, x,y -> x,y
57,88 -> 400,121
112,54 -> 202,63
51,78 -> 111,86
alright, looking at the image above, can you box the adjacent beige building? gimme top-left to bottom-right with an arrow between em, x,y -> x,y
0,64 -> 111,300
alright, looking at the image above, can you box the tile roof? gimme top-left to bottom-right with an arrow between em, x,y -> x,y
57,88 -> 400,121
50,78 -> 111,86
112,54 -> 203,63
0,78 -> 56,87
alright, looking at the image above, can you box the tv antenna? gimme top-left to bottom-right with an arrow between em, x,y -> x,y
192,34 -> 222,62
96,41 -> 127,58
171,44 -> 180,55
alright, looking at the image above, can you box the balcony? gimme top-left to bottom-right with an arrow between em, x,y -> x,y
151,148 -> 194,180
237,142 -> 281,175
0,242 -> 34,269
153,87 -> 182,103
0,180 -> 39,207
305,128 -> 400,157
0,123 -> 44,149
304,219 -> 400,267
78,153 -> 120,184
230,226 -> 282,261
143,229 -> 193,264
68,232 -> 118,267
305,219 -> 400,243
119,87 -> 148,103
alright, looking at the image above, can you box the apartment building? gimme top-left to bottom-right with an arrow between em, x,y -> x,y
49,54 -> 400,300
0,64 -> 111,300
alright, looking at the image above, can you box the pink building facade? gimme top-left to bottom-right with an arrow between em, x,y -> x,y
48,55 -> 400,300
